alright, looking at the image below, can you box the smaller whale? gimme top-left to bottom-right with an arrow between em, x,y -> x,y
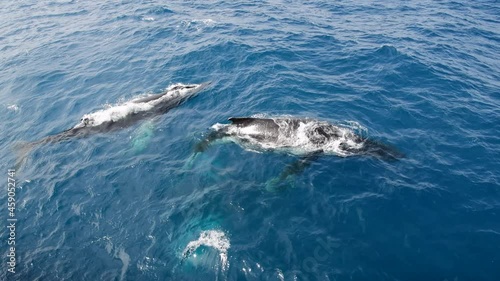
15,82 -> 210,167
187,116 -> 403,190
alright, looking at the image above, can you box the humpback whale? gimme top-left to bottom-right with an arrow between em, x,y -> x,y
187,116 -> 403,189
16,82 -> 210,165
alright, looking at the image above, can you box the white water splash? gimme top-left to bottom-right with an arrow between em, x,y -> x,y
73,83 -> 201,128
182,230 -> 230,270
219,117 -> 367,157
7,104 -> 19,111
276,268 -> 285,281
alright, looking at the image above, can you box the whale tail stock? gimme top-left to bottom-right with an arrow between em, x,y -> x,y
13,141 -> 37,170
12,128 -> 78,170
13,137 -> 52,170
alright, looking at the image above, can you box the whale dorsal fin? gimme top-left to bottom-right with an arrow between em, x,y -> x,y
228,117 -> 256,124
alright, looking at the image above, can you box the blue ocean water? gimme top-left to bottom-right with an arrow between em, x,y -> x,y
1,0 -> 499,280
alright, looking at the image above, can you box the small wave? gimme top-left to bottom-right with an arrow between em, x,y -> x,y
191,19 -> 216,26
148,6 -> 174,15
339,192 -> 385,204
182,229 -> 230,270
180,19 -> 216,32
374,45 -> 400,58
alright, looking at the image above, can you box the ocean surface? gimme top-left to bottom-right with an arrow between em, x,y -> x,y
1,1 -> 499,280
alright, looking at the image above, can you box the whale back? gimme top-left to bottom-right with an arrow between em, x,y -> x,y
224,117 -> 403,160
132,84 -> 200,105
229,117 -> 271,126
227,117 -> 281,141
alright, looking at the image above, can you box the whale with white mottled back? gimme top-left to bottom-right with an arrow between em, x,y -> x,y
186,116 -> 403,190
16,82 -> 210,166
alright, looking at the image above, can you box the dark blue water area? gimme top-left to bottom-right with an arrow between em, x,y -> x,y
1,0 -> 499,280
